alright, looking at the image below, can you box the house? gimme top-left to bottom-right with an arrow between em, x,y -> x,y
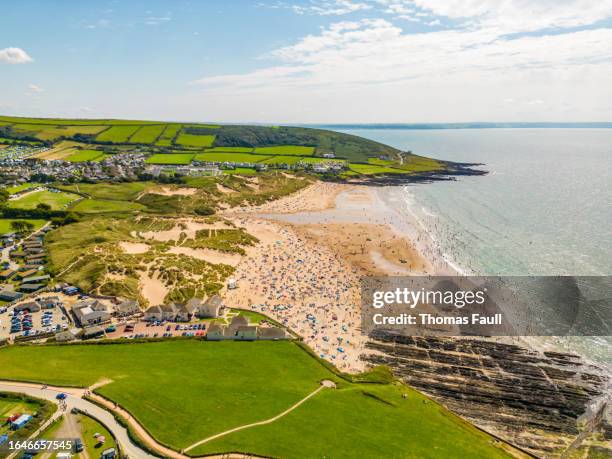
82,325 -> 105,339
0,290 -> 23,302
206,323 -> 229,340
202,295 -> 224,318
144,305 -> 163,322
228,315 -> 248,330
235,325 -> 258,340
15,269 -> 38,280
18,283 -> 44,293
114,299 -> 140,317
14,301 -> 41,313
72,299 -> 111,326
55,329 -> 79,342
257,326 -> 287,340
174,303 -> 190,322
185,296 -> 224,319
160,303 -> 178,321
39,296 -> 61,309
0,269 -> 16,280
21,274 -> 50,284
207,316 -> 257,341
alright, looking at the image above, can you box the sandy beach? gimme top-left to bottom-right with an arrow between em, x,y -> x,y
221,181 -> 444,372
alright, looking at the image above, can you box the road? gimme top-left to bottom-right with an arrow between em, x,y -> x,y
0,381 -> 158,459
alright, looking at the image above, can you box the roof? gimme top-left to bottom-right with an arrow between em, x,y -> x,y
82,325 -> 105,336
229,315 -> 248,327
207,324 -> 224,334
22,274 -> 50,283
185,297 -> 202,312
258,327 -> 286,338
19,284 -> 44,291
0,290 -> 22,300
236,325 -> 258,334
160,303 -> 178,313
145,305 -> 162,314
116,299 -> 139,312
204,295 -> 223,308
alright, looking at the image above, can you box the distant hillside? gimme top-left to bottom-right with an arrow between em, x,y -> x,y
0,116 -> 399,162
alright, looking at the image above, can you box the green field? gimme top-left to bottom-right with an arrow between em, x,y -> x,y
145,153 -> 194,164
95,125 -> 141,143
78,414 -> 119,456
194,152 -> 270,163
66,149 -> 107,162
155,124 -> 181,146
4,183 -> 41,194
0,396 -> 40,436
221,168 -> 259,176
175,133 -> 216,148
204,146 -> 254,153
8,190 -> 81,210
260,155 -> 305,165
0,341 -> 510,458
70,199 -> 146,213
0,218 -> 46,234
10,124 -> 107,141
129,125 -> 166,144
349,163 -> 405,175
254,145 -> 315,156
57,182 -> 153,201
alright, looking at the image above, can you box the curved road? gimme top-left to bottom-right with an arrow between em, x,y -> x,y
0,381 -> 158,459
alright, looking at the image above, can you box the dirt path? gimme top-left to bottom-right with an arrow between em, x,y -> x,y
184,380 -> 335,452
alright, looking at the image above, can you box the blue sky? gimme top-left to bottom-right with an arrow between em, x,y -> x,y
1,0 -> 612,123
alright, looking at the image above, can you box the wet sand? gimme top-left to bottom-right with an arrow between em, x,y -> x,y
221,182 -> 444,372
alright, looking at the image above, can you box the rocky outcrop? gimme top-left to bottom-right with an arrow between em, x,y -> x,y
361,331 -> 611,457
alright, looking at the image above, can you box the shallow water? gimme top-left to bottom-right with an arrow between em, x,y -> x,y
338,128 -> 612,367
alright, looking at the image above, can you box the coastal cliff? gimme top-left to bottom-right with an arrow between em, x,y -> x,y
362,332 -> 611,457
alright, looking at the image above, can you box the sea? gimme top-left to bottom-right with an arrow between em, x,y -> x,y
336,127 -> 612,367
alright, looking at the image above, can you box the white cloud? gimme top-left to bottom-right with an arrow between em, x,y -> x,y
28,84 -> 44,93
409,0 -> 612,32
191,2 -> 612,122
289,0 -> 372,16
145,16 -> 172,25
0,47 -> 33,64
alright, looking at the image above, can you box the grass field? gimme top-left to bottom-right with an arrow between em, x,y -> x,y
145,153 -> 194,164
8,190 -> 81,210
4,183 -> 41,194
254,146 -> 315,156
95,125 -> 140,143
56,182 -> 153,201
204,146 -> 254,153
155,124 -> 181,146
0,218 -> 46,234
66,149 -> 107,162
0,341 -> 510,458
70,199 -> 146,213
78,413 -> 119,456
0,396 -> 40,436
260,155 -> 305,165
194,152 -> 270,163
349,163 -> 405,175
221,168 -> 259,176
10,124 -> 107,141
129,125 -> 166,144
175,133 -> 216,148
